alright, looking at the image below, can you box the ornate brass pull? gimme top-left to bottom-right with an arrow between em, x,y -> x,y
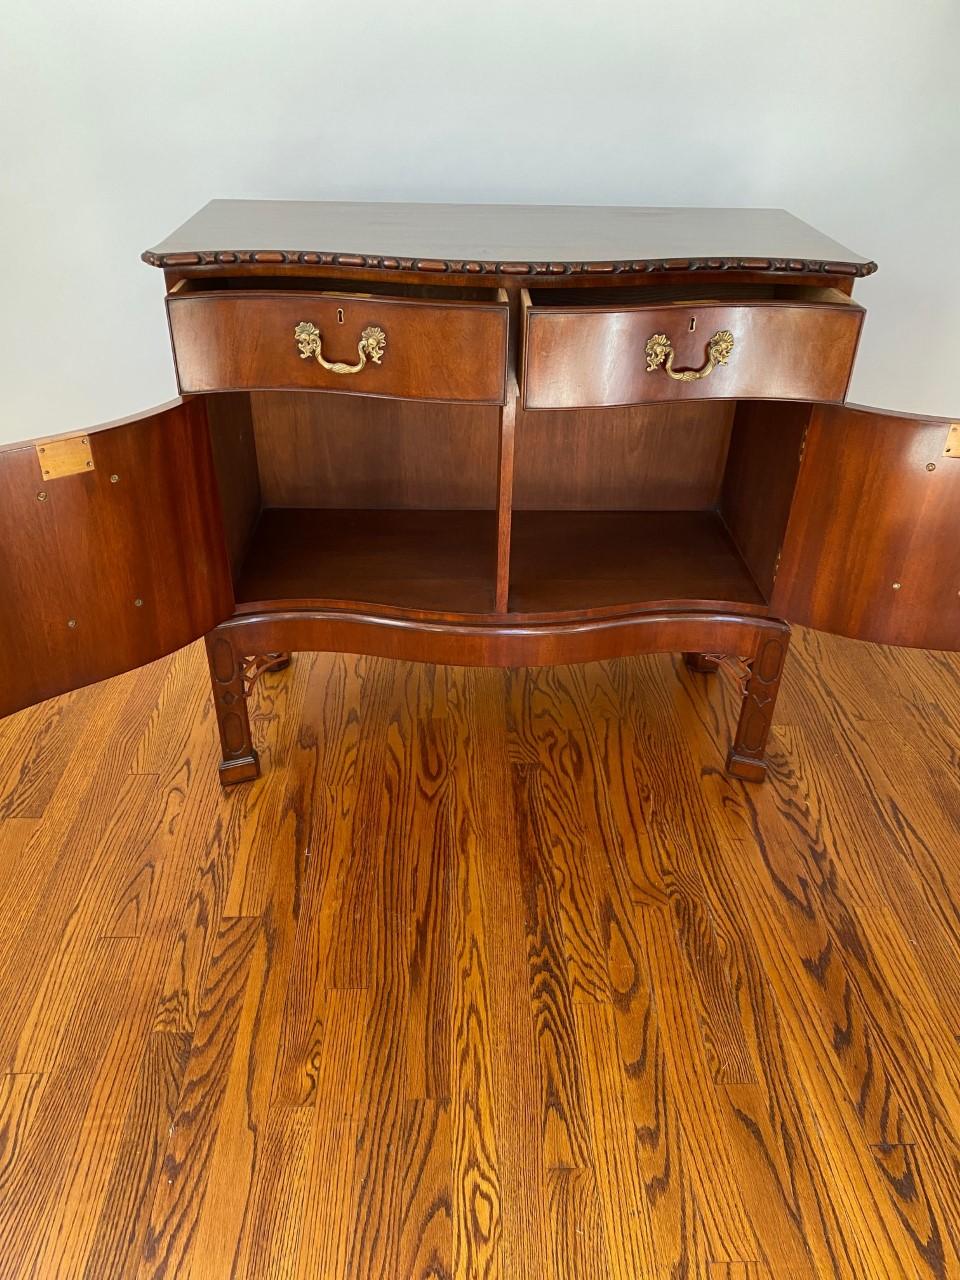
645,329 -> 734,382
294,321 -> 386,374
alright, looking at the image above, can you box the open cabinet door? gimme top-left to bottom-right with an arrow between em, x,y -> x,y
771,404 -> 960,650
0,398 -> 234,718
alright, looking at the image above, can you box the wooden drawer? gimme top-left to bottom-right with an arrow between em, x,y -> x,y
168,281 -> 509,404
521,286 -> 864,409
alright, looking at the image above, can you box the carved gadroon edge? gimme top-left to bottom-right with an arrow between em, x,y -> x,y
142,248 -> 879,278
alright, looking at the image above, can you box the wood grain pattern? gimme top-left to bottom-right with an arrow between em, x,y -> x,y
168,287 -> 509,404
522,290 -> 863,409
248,392 -> 735,514
719,398 -> 811,600
772,404 -> 960,650
513,399 -> 735,512
0,400 -> 233,719
250,391 -> 500,511
0,630 -> 958,1275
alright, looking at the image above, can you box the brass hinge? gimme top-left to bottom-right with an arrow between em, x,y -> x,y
36,434 -> 95,480
944,423 -> 960,458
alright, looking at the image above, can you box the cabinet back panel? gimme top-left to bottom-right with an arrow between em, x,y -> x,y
251,392 -> 734,511
513,401 -> 735,510
251,392 -> 500,509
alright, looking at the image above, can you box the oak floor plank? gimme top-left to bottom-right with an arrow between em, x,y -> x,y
398,1099 -> 453,1280
623,665 -> 879,1268
0,818 -> 40,925
0,938 -> 160,1277
728,727 -> 960,1256
512,761 -> 593,1172
339,661 -> 432,1280
626,730 -> 758,1083
708,1264 -> 768,1279
506,667 -> 619,997
0,634 -> 959,1277
82,1030 -> 192,1280
545,1168 -> 608,1280
132,644 -> 215,777
716,828 -> 958,1277
641,906 -> 780,1269
606,927 -> 715,1275
231,1104 -> 313,1280
0,685 -> 92,819
619,662 -> 896,1276
138,915 -> 261,1279
838,720 -> 960,1016
271,652 -> 363,1107
455,667 -> 551,1280
547,661 -> 761,1268
294,986 -> 369,1280
151,815 -> 246,1034
666,665 -> 960,1275
0,663 -> 159,988
574,999 -> 656,1277
775,627 -> 891,728
0,772 -> 165,1072
0,1071 -> 44,1194
326,656 -> 396,990
871,1141 -> 953,1278
221,653 -> 313,919
403,671 -> 454,1106
447,684 -> 504,1280
185,923 -> 282,1277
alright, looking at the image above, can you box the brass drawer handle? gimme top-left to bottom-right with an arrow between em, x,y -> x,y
645,329 -> 734,382
294,321 -> 386,374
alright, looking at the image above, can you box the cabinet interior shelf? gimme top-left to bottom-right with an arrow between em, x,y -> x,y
234,507 -> 767,619
509,510 -> 766,616
236,508 -> 497,615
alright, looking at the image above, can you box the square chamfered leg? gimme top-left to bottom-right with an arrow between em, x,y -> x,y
205,629 -> 260,787
726,624 -> 791,783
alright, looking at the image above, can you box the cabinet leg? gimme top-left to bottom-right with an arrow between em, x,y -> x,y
205,631 -> 260,787
726,626 -> 790,783
683,652 -> 723,674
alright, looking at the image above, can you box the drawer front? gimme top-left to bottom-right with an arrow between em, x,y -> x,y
522,299 -> 864,409
168,292 -> 509,404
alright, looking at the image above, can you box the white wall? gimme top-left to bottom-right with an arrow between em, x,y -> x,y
1,0 -> 957,445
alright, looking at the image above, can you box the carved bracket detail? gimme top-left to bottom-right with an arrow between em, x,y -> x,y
242,652 -> 292,697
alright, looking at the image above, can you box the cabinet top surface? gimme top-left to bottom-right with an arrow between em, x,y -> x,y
143,200 -> 875,279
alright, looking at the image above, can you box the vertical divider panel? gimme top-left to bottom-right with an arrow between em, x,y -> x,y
495,376 -> 519,612
719,399 -> 812,601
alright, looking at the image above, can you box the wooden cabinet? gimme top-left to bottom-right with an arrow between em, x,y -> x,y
2,200 -> 957,785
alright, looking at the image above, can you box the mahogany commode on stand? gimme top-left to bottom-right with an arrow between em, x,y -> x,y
2,201 -> 958,785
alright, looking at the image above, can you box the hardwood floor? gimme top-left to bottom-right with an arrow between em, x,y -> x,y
0,629 -> 958,1277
